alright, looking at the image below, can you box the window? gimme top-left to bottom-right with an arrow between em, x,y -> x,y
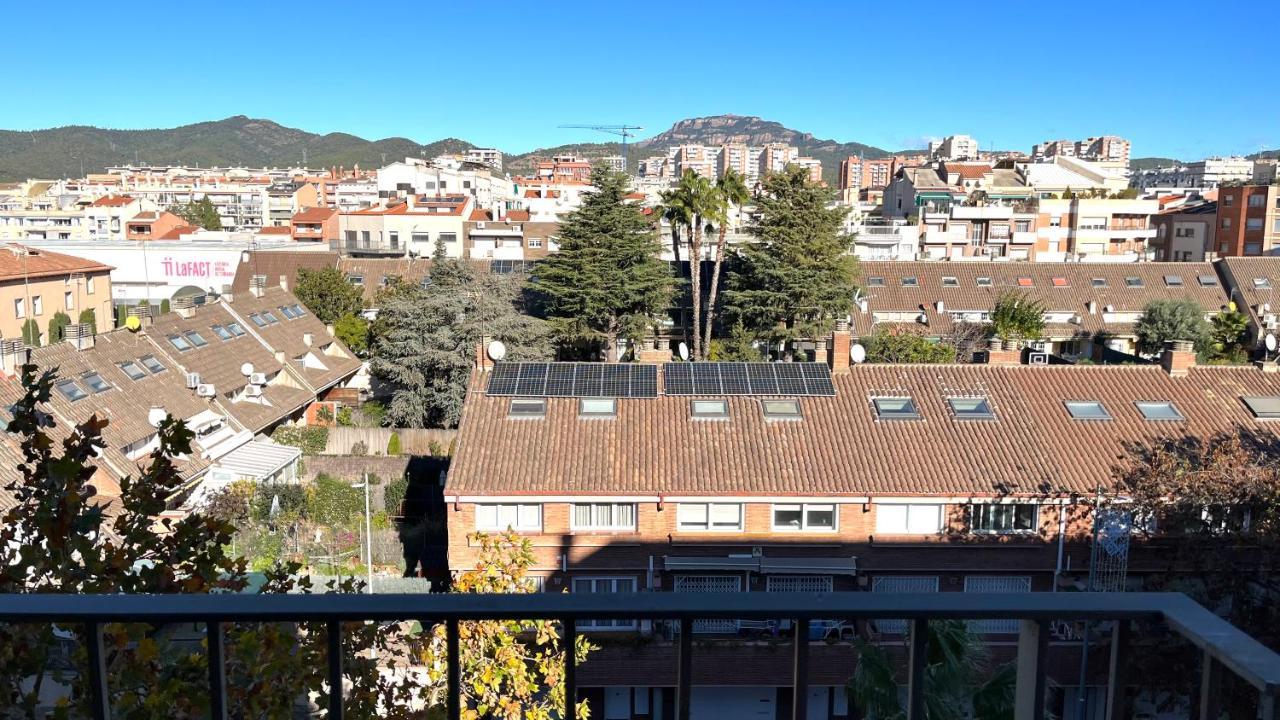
13,298 -> 24,319
183,331 -> 208,348
690,399 -> 728,420
579,398 -> 616,418
947,396 -> 994,420
87,277 -> 95,294
942,276 -> 959,287
900,277 -> 918,287
1248,194 -> 1265,208
1246,218 -> 1264,231
572,577 -> 637,630
279,305 -> 298,319
412,232 -> 429,246
572,503 -> 636,531
1064,400 -> 1111,420
876,504 -> 943,534
976,276 -> 992,287
119,361 -> 146,380
1241,396 -> 1280,419
347,275 -> 364,286
387,231 -> 399,249
249,313 -> 267,328
1163,275 -> 1183,287
1197,275 -> 1218,287
1090,277 -> 1108,288
64,291 -> 74,310
31,296 -> 42,316
1051,277 -> 1068,288
872,396 -> 921,420
1136,401 -> 1184,421
1224,194 -> 1234,206
772,503 -> 836,531
761,398 -> 802,420
867,276 -> 885,287
1221,218 -> 1231,229
508,398 -> 546,418
289,304 -> 305,317
81,372 -> 110,394
677,503 -> 743,531
528,238 -> 542,248
167,334 -> 192,352
226,322 -> 246,337
54,380 -> 87,402
440,232 -> 458,244
971,503 -> 1037,533
140,355 -> 165,374
262,311 -> 280,324
1254,278 -> 1273,290
1016,277 -> 1033,287
474,503 -> 541,531
211,325 -> 233,341
872,576 -> 939,633
767,575 -> 833,593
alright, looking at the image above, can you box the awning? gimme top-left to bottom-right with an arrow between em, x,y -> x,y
212,441 -> 301,481
664,555 -> 857,576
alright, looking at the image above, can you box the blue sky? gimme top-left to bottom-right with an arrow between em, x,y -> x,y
6,0 -> 1278,159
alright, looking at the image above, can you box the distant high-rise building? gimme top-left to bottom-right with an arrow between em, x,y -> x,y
839,157 -> 896,191
596,156 -> 627,173
1033,135 -> 1130,167
464,148 -> 503,171
928,135 -> 979,161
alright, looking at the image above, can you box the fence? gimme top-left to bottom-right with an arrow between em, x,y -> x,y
321,427 -> 457,456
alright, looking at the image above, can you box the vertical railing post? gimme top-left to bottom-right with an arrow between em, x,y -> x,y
208,620 -> 227,720
563,619 -> 578,720
1014,619 -> 1047,720
1259,690 -> 1276,720
85,621 -> 111,720
792,619 -> 809,720
677,619 -> 693,720
327,621 -> 344,720
446,618 -> 461,720
905,618 -> 927,720
1104,620 -> 1128,720
1198,652 -> 1220,720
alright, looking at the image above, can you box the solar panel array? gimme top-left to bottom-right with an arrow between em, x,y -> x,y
663,362 -> 835,396
487,362 -> 658,398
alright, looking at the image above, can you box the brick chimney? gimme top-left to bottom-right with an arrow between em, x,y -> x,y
475,341 -> 494,371
1160,340 -> 1196,377
983,339 -> 1022,366
636,338 -> 673,364
279,274 -> 289,291
829,319 -> 852,373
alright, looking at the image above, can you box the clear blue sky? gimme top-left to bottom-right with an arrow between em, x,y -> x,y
7,0 -> 1278,159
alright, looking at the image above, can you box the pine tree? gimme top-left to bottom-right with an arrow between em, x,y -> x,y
47,312 -> 71,342
295,266 -> 364,324
532,166 -> 675,361
723,166 -> 857,357
168,196 -> 223,230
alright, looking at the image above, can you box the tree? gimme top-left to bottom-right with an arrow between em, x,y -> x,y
864,326 -> 957,363
722,166 -> 857,358
660,171 -> 717,360
295,266 -> 365,325
1208,303 -> 1249,361
387,432 -> 401,456
78,308 -> 97,335
335,312 -> 370,355
704,169 -> 751,355
1134,298 -> 1210,356
168,196 -> 222,230
532,166 -> 675,362
990,292 -> 1045,344
20,318 -> 40,347
0,365 -> 592,717
849,620 -> 1015,720
707,321 -> 763,361
942,320 -> 992,363
659,184 -> 695,348
374,251 -> 551,427
47,311 -> 71,342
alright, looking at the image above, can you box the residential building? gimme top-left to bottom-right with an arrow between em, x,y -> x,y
466,208 -> 558,261
928,134 -> 979,161
339,194 -> 473,257
536,157 -> 593,183
1017,156 -> 1130,197
1033,136 -> 1131,167
838,157 -> 895,193
124,211 -> 192,241
1032,197 -> 1159,259
0,189 -> 87,241
882,166 -> 962,219
674,145 -> 717,179
757,143 -> 799,176
1214,184 -> 1280,256
376,157 -> 512,209
1133,157 -> 1254,191
1253,159 -> 1280,185
85,195 -> 152,241
464,148 -> 504,171
0,245 -> 112,342
793,157 -> 823,184
291,206 -> 340,244
717,143 -> 754,183
1150,197 -> 1218,261
1218,257 -> 1280,347
266,182 -> 320,227
595,156 -> 626,173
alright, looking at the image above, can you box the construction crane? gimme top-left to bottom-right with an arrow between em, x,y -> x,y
557,124 -> 643,173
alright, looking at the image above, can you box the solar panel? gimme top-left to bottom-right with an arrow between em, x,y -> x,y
487,362 -> 658,398
545,364 -> 577,396
574,363 -> 604,397
662,362 -> 836,396
632,364 -> 658,397
515,363 -> 549,396
602,364 -> 631,397
487,362 -> 520,395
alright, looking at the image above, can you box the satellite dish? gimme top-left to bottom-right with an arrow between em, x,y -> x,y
240,362 -> 255,377
147,406 -> 166,428
1266,333 -> 1278,353
850,343 -> 867,364
487,340 -> 507,361
678,342 -> 689,361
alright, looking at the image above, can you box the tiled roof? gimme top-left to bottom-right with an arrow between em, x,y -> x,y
229,251 -> 339,296
447,363 -> 1280,498
90,195 -> 135,207
1218,257 -> 1280,332
224,287 -> 362,393
854,261 -> 1230,338
946,163 -> 993,180
0,245 -> 113,283
292,206 -> 337,223
506,209 -> 531,222
256,226 -> 292,236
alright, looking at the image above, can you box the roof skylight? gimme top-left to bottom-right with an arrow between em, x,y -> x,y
1064,401 -> 1111,420
872,396 -> 921,421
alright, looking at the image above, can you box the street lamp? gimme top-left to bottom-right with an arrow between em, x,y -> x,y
351,472 -> 374,594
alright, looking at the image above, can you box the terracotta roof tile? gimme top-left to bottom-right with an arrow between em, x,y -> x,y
292,206 -> 337,223
0,245 -> 113,282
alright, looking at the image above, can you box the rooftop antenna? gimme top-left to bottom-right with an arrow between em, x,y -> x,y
557,124 -> 644,173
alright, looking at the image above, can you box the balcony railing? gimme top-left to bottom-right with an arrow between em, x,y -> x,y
0,592 -> 1276,720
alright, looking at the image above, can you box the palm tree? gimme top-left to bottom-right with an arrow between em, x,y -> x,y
663,171 -> 715,359
848,620 -> 1015,720
703,169 -> 749,354
659,188 -> 695,352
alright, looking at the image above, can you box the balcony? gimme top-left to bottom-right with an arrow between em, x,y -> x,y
950,206 -> 1013,220
330,239 -> 404,256
1,592 -> 1275,720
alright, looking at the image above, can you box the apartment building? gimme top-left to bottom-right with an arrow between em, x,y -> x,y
1031,197 -> 1159,259
125,211 -> 192,241
716,143 -> 755,183
266,182 -> 320,227
85,195 -> 153,241
1032,136 -> 1131,167
757,143 -> 799,176
377,157 -> 512,209
1218,257 -> 1280,347
838,157 -> 895,192
290,206 -> 340,244
854,260 -> 1229,358
928,134 -> 979,161
673,145 -> 717,179
596,156 -> 626,173
1214,184 -> 1280,256
1150,198 -> 1217,261
793,157 -> 823,184
339,194 -> 472,258
535,157 -> 593,183
0,244 -> 113,344
466,208 -> 558,261
0,193 -> 88,241
1253,159 -> 1279,184
1133,157 -> 1254,191
917,203 -> 1041,261
445,343 -> 1280,719
464,148 -> 504,171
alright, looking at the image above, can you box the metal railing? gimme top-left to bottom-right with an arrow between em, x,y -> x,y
0,591 -> 1276,720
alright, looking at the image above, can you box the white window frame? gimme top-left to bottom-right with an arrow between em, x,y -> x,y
771,503 -> 838,532
875,503 -> 944,534
573,576 -> 638,630
676,502 -> 743,532
474,503 -> 542,532
571,502 -> 636,532
969,502 -> 1039,535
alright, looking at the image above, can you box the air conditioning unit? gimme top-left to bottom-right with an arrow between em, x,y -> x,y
1029,352 -> 1050,365
249,372 -> 267,385
244,385 -> 263,398
185,372 -> 201,389
196,384 -> 216,397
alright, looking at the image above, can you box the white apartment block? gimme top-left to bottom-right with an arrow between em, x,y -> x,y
929,135 -> 979,161
1133,156 -> 1255,191
464,148 -> 503,171
376,157 -> 514,210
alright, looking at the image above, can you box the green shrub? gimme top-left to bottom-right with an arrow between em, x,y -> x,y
250,484 -> 307,523
384,475 -> 409,514
48,312 -> 71,342
387,432 -> 401,456
21,319 -> 41,347
78,308 -> 97,335
270,425 -> 329,454
115,304 -> 127,328
306,474 -> 363,527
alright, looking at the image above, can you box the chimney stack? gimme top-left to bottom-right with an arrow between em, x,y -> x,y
829,319 -> 852,374
983,338 -> 1023,365
274,350 -> 286,364
0,340 -> 29,377
475,341 -> 494,371
303,332 -> 313,347
279,274 -> 289,291
1160,339 -> 1196,377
